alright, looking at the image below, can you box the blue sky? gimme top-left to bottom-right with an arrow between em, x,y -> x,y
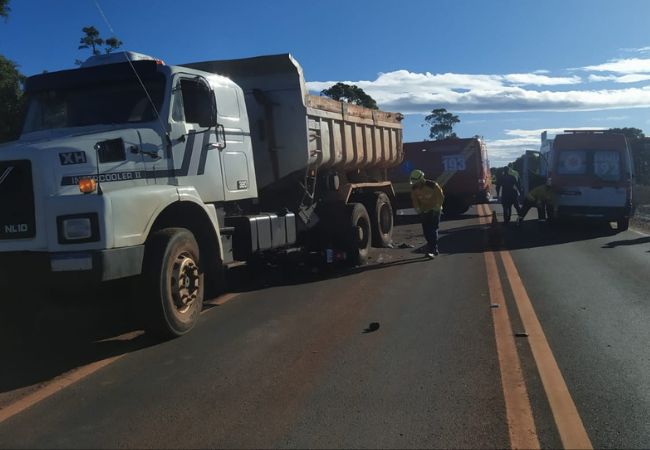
3,0 -> 650,166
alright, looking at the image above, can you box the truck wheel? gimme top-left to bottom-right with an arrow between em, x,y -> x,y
344,203 -> 372,266
141,228 -> 204,339
617,217 -> 630,231
368,192 -> 394,247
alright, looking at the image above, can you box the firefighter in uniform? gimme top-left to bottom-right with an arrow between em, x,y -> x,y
410,169 -> 445,258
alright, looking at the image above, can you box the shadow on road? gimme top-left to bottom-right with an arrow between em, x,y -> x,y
502,220 -> 618,251
0,282 -> 156,396
3,210 -> 607,398
601,236 -> 650,248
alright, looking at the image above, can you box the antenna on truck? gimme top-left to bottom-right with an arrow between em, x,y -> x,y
93,0 -> 172,153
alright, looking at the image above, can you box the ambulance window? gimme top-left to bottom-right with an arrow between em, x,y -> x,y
557,150 -> 587,175
594,150 -> 621,181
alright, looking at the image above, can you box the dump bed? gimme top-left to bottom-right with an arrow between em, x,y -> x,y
184,54 -> 403,191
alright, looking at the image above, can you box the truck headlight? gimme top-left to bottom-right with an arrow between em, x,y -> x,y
57,214 -> 99,243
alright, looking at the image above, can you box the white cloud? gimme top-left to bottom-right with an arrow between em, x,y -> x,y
588,73 -> 650,83
621,46 -> 650,54
582,57 -> 650,74
588,74 -> 617,82
307,54 -> 650,117
308,65 -> 650,114
503,73 -> 581,86
614,74 -> 650,83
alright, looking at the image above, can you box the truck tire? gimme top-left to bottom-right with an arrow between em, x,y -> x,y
617,217 -> 630,231
141,228 -> 204,339
368,192 -> 394,247
344,203 -> 372,266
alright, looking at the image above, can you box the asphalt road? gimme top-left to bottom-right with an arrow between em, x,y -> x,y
0,204 -> 649,449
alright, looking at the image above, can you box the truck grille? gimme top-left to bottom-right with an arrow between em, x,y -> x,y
0,160 -> 36,239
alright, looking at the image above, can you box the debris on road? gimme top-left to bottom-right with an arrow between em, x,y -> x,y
363,322 -> 380,333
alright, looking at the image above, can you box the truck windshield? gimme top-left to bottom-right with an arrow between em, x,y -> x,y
22,77 -> 166,133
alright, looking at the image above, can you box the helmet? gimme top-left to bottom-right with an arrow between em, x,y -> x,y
410,169 -> 425,184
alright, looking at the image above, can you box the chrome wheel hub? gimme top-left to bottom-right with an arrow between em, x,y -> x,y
171,253 -> 200,314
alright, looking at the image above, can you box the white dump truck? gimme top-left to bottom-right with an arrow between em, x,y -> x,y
0,52 -> 403,337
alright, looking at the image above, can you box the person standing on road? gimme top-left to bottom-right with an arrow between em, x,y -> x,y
410,169 -> 445,258
496,167 -> 522,225
518,183 -> 558,225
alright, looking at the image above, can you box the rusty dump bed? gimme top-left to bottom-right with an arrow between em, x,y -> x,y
305,95 -> 403,171
184,54 -> 403,190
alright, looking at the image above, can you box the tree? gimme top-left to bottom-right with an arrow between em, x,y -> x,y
424,108 -> 460,140
321,82 -> 378,110
0,0 -> 10,19
78,26 -> 104,56
0,55 -> 26,143
609,127 -> 650,185
607,127 -> 645,140
104,36 -> 123,54
77,26 -> 123,64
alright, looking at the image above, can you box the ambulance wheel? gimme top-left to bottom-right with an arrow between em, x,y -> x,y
141,228 -> 204,339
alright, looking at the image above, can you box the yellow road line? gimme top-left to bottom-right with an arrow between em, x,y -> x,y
0,353 -> 125,425
499,250 -> 592,450
479,204 -> 539,449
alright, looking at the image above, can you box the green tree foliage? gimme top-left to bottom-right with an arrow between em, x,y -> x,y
607,127 -> 645,140
321,82 -> 378,110
104,36 -> 123,54
0,0 -> 10,19
79,26 -> 104,56
424,108 -> 460,140
77,26 -> 123,63
608,127 -> 650,185
0,55 -> 26,143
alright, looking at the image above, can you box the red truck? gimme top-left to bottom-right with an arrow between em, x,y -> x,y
389,138 -> 491,215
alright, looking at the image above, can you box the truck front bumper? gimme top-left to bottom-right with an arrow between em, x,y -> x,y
0,246 -> 145,285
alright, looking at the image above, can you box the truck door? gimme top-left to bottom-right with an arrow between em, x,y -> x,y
163,75 -> 225,203
213,85 -> 256,202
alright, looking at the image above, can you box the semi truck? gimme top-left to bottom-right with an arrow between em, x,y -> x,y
389,138 -> 491,215
0,52 -> 403,338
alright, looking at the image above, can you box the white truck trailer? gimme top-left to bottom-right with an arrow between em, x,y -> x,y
0,52 -> 403,338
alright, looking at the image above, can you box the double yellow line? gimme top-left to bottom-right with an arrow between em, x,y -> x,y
478,204 -> 592,450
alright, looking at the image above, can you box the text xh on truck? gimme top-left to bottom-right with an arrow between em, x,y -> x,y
0,52 -> 404,338
389,137 -> 491,215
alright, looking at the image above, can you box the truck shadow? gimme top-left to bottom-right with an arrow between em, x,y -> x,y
0,282 -> 156,396
487,220 -> 617,252
226,220 -> 490,293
